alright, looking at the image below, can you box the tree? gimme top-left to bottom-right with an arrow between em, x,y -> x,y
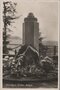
3,1 -> 19,54
39,32 -> 48,57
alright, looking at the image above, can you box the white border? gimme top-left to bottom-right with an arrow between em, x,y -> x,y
0,0 -> 59,90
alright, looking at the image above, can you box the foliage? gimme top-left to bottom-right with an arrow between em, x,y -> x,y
40,56 -> 55,74
3,1 -> 19,54
3,48 -> 57,80
39,32 -> 48,57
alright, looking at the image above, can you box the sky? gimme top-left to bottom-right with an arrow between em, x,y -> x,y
9,0 -> 58,41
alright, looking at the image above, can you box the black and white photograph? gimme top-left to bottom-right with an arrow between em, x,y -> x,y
1,0 -> 59,89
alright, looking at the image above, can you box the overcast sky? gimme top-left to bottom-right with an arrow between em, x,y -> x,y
10,0 -> 58,41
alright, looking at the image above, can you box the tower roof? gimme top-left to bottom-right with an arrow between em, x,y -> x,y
28,12 -> 34,18
24,12 -> 37,22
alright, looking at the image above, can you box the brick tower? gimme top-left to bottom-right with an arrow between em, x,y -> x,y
23,13 -> 39,51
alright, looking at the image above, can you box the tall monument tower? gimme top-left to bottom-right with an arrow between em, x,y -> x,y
23,13 -> 39,51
